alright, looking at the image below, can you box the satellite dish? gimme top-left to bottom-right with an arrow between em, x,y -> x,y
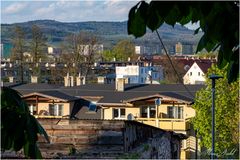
127,113 -> 135,120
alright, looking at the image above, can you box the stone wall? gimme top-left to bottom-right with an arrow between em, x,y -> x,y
37,118 -> 183,159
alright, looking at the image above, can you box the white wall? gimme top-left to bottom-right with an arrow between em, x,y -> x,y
116,65 -> 163,84
183,62 -> 205,84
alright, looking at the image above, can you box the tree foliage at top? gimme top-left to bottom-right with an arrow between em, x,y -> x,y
30,24 -> 47,64
61,31 -> 99,78
1,87 -> 49,159
127,1 -> 239,83
10,26 -> 26,83
192,65 -> 239,158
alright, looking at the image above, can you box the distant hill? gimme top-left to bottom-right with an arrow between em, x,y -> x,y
1,20 -> 202,57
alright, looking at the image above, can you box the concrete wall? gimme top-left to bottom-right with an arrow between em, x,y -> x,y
37,119 -> 183,159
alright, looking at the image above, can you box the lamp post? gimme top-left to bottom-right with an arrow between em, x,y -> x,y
155,98 -> 161,128
209,74 -> 223,159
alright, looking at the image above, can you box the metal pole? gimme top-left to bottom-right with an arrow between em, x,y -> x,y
209,74 -> 223,159
211,78 -> 216,159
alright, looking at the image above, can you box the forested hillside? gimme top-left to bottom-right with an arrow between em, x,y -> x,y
1,20 -> 202,57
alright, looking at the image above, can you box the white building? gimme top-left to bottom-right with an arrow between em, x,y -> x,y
183,62 -> 212,84
116,65 -> 163,84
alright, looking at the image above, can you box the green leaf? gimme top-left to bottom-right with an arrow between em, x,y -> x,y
196,35 -> 206,53
227,61 -> 239,83
146,6 -> 163,31
128,1 -> 147,37
33,115 -> 50,143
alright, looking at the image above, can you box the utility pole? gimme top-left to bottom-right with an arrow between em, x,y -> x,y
209,74 -> 223,159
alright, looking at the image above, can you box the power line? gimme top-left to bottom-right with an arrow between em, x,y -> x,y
155,30 -> 195,98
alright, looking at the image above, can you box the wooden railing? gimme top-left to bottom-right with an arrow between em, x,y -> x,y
136,118 -> 191,131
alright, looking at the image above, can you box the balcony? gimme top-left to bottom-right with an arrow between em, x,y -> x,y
135,118 -> 190,131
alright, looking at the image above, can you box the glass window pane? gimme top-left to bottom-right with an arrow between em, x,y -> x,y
120,109 -> 125,118
113,109 -> 119,118
141,106 -> 148,118
49,104 -> 55,116
167,106 -> 174,118
178,106 -> 183,119
89,103 -> 97,112
54,104 -> 58,116
150,106 -> 156,118
58,104 -> 63,116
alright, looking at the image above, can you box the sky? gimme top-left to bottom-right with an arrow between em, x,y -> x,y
1,0 -> 199,30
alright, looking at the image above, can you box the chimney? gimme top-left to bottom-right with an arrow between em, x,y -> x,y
97,76 -> 106,84
124,77 -> 129,84
31,76 -> 38,83
76,75 -> 86,86
64,73 -> 74,87
115,78 -> 124,92
9,76 -> 16,83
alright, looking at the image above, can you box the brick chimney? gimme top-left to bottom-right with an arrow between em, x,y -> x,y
9,76 -> 16,83
31,76 -> 38,83
64,73 -> 74,87
115,77 -> 125,92
97,76 -> 106,84
76,75 -> 86,86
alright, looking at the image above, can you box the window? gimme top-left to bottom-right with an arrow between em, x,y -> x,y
141,106 -> 156,118
167,106 -> 184,119
190,72 -> 192,76
113,108 -> 126,119
177,106 -> 183,119
89,102 -> 97,112
198,72 -> 200,76
167,106 -> 174,118
29,104 -> 37,115
149,106 -> 156,118
49,104 -> 63,116
141,106 -> 148,118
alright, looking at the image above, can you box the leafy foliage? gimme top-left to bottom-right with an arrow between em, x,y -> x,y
112,40 -> 136,61
10,26 -> 26,83
1,87 -> 49,159
30,24 -> 47,64
128,1 -> 239,83
102,40 -> 136,61
192,65 -> 239,158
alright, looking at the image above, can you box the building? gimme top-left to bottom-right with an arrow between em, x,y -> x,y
175,42 -> 183,55
183,61 -> 212,84
116,65 -> 163,84
6,80 -> 204,159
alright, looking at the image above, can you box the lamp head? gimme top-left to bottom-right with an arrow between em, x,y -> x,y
209,74 -> 223,80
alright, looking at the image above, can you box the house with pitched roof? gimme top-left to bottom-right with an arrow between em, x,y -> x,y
183,61 -> 213,84
5,80 -> 204,159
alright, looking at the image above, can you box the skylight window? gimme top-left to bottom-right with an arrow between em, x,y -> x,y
89,102 -> 97,112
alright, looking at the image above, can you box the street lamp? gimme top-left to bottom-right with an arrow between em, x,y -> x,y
209,74 -> 223,159
155,98 -> 161,128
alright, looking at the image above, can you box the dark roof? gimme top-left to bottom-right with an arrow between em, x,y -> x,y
22,90 -> 78,102
12,83 -> 205,104
2,82 -> 23,88
60,84 -> 204,103
12,83 -> 62,95
38,91 -> 78,101
196,61 -> 213,73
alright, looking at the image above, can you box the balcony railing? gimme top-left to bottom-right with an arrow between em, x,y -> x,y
136,118 -> 191,131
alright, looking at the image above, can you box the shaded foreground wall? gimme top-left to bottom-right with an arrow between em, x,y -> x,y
37,119 -> 183,159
